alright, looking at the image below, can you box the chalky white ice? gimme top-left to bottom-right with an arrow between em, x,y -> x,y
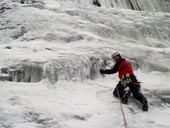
0,0 -> 170,128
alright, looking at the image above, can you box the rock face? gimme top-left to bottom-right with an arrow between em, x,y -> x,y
93,0 -> 101,7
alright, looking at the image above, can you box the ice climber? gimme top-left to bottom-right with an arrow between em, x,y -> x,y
100,52 -> 148,111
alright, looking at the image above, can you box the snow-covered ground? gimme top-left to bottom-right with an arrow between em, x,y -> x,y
0,72 -> 170,128
0,0 -> 170,128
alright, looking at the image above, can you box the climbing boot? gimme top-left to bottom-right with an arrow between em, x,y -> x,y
122,90 -> 131,104
142,97 -> 148,111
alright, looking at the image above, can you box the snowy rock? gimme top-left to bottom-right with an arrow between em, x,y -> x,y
11,26 -> 27,39
22,0 -> 45,10
0,2 -> 11,13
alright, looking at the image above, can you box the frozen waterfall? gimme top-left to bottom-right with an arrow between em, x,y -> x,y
65,0 -> 170,12
0,0 -> 170,83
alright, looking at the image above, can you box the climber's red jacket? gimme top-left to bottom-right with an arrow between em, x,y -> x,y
102,58 -> 134,79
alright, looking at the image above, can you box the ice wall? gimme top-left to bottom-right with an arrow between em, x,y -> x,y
0,0 -> 170,83
0,56 -> 107,83
65,0 -> 170,12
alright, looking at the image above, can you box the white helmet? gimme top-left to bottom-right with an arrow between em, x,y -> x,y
111,51 -> 121,58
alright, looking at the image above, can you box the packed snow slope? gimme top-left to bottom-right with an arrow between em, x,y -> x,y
0,0 -> 170,128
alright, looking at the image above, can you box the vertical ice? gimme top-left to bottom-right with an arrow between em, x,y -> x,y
66,0 -> 170,12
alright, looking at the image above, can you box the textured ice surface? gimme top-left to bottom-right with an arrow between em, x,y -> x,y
0,0 -> 170,82
0,1 -> 170,128
65,0 -> 170,12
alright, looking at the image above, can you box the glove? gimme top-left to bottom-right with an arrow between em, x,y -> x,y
99,69 -> 105,74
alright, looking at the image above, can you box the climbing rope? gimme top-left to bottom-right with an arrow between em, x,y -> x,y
116,87 -> 127,128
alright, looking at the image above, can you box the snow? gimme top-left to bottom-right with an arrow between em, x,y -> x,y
0,72 -> 170,128
0,0 -> 170,128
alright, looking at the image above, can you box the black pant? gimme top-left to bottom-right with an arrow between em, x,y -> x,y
113,81 -> 144,103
